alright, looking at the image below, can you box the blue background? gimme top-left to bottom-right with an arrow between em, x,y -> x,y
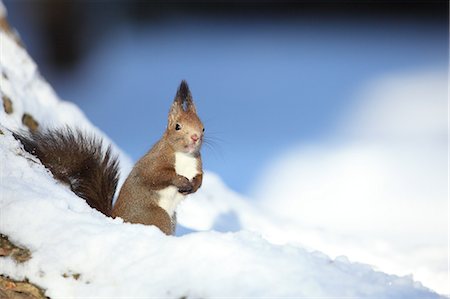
5,2 -> 448,194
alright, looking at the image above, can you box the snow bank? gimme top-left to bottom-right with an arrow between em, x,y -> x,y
251,70 -> 448,294
0,27 -> 133,184
0,132 -> 443,297
0,5 -> 444,298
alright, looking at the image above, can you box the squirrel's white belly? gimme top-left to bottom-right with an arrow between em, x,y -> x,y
158,152 -> 199,216
158,186 -> 183,217
174,151 -> 198,180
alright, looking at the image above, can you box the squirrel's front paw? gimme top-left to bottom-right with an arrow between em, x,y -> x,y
175,176 -> 193,195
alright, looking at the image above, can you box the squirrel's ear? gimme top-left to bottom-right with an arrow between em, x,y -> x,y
176,80 -> 197,114
168,81 -> 187,125
186,97 -> 197,114
176,80 -> 191,103
169,81 -> 197,125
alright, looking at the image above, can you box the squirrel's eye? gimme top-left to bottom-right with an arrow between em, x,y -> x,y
202,128 -> 205,132
175,123 -> 182,131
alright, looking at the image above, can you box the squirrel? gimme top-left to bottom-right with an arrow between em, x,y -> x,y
14,80 -> 204,235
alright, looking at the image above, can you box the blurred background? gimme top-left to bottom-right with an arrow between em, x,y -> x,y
4,1 -> 448,194
3,1 -> 449,294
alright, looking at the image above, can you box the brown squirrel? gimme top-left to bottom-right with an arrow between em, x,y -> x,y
14,80 -> 204,235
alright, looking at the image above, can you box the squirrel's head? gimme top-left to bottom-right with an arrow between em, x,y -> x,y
166,80 -> 204,155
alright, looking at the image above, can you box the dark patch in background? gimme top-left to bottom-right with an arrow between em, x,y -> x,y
5,1 -> 448,77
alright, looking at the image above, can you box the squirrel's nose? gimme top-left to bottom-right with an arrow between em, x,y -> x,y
191,134 -> 199,142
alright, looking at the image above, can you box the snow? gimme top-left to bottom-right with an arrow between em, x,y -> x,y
0,28 -> 133,187
1,130 -> 443,297
0,134 -> 444,298
250,70 -> 449,294
0,5 -> 446,298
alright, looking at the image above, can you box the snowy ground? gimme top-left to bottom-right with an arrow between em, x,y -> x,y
249,70 -> 449,295
0,5 -> 447,298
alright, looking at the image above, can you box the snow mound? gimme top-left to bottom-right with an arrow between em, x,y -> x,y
0,28 -> 133,184
0,7 -> 443,298
0,134 -> 443,297
252,70 -> 448,294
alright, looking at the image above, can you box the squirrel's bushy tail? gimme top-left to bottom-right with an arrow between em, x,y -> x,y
14,128 -> 120,215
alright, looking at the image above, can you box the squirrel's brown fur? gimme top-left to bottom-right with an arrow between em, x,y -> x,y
14,81 -> 204,235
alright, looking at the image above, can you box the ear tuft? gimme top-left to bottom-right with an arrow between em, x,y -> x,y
177,80 -> 191,102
